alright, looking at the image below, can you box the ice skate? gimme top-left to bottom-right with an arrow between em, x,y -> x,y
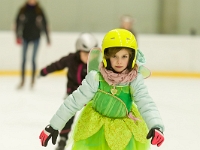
30,82 -> 34,89
30,77 -> 35,89
17,80 -> 24,89
55,137 -> 66,150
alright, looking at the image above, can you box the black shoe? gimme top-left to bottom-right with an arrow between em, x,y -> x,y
55,138 -> 66,150
17,82 -> 24,89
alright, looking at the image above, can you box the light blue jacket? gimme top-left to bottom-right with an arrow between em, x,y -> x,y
50,70 -> 164,132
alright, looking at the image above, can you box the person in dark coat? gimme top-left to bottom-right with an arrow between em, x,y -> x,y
15,0 -> 50,88
39,33 -> 98,150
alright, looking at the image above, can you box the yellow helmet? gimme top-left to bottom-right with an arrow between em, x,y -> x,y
102,28 -> 138,68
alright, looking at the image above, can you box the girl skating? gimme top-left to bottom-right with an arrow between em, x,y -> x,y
39,29 -> 164,150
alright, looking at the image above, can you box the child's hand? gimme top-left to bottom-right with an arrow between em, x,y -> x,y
40,68 -> 48,77
146,128 -> 164,147
39,125 -> 58,147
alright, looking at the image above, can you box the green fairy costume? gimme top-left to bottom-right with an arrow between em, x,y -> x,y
71,73 -> 150,150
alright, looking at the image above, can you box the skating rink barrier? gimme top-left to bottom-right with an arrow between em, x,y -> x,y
0,31 -> 200,77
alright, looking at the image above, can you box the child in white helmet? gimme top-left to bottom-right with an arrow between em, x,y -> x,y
39,32 -> 98,150
39,29 -> 164,150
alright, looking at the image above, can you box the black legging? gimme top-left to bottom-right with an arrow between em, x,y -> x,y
59,116 -> 75,139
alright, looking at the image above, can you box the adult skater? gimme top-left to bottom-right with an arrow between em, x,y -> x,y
15,0 -> 50,89
39,33 -> 98,150
39,29 -> 164,150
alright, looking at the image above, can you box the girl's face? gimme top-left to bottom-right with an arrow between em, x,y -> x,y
110,48 -> 130,73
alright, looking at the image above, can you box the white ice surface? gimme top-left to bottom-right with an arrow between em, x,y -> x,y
1,76 -> 200,150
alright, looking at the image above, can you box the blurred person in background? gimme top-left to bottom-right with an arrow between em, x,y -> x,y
120,15 -> 137,39
39,33 -> 98,150
15,0 -> 50,89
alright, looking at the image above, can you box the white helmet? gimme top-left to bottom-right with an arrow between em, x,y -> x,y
76,33 -> 98,52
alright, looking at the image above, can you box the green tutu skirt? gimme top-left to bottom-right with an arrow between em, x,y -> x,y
72,126 -> 150,150
70,102 -> 150,150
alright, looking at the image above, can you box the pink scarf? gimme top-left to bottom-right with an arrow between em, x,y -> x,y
99,63 -> 137,85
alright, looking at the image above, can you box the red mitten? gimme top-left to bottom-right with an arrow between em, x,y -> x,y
146,128 -> 164,147
16,38 -> 22,45
39,125 -> 58,147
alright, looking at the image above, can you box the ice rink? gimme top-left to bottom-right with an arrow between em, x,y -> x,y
1,75 -> 200,150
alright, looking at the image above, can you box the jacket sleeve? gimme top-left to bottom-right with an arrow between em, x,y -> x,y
130,73 -> 165,132
40,8 -> 50,44
44,55 -> 70,74
50,70 -> 99,130
15,9 -> 24,39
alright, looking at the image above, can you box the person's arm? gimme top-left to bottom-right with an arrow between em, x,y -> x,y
39,70 -> 99,147
40,8 -> 50,44
15,8 -> 24,44
130,73 -> 164,132
131,73 -> 165,147
40,55 -> 70,76
49,70 -> 99,130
